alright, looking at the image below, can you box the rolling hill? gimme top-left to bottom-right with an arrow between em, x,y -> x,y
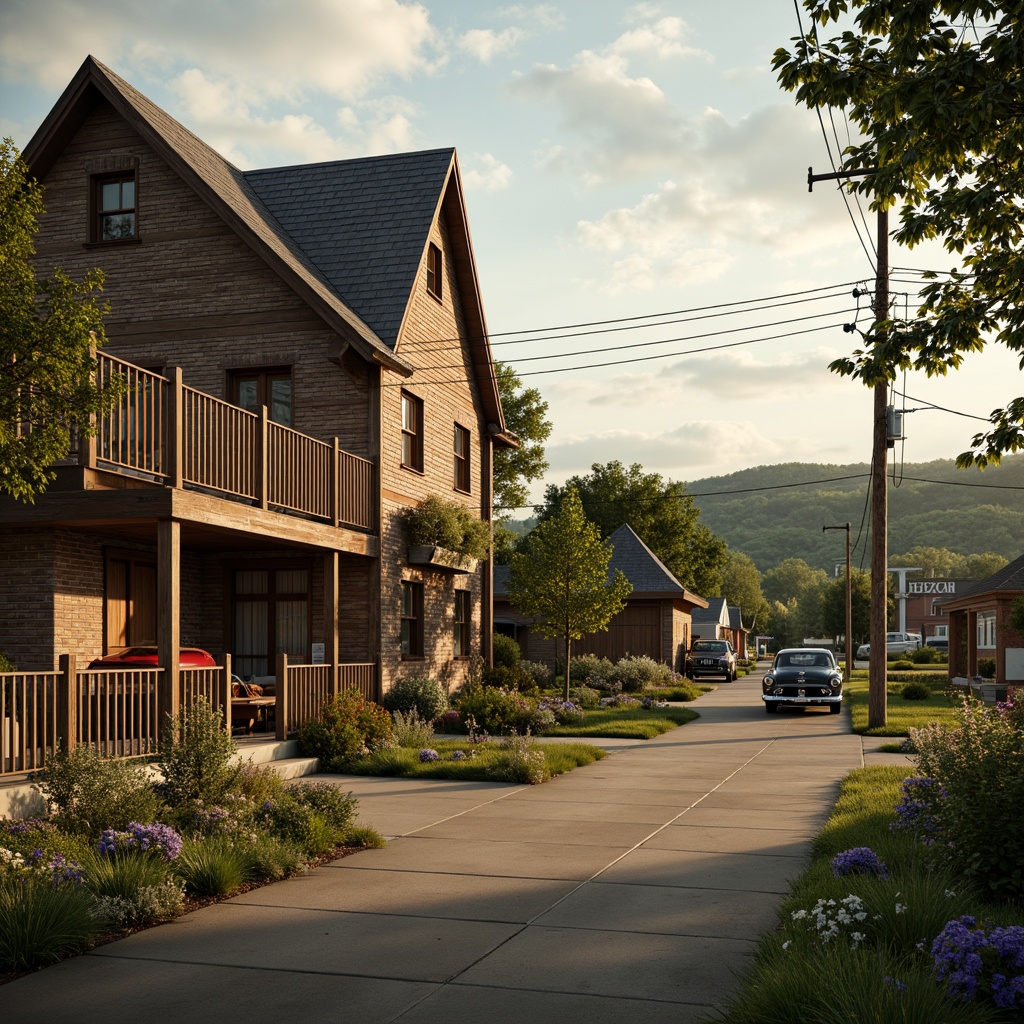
687,455 -> 1024,572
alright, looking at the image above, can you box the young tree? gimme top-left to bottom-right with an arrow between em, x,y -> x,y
719,550 -> 771,629
0,139 -> 117,502
774,4 -> 1024,466
506,486 -> 632,699
822,568 -> 873,645
493,362 -> 552,518
537,461 -> 727,596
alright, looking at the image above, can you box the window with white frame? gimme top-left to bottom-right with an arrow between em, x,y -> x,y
977,610 -> 996,649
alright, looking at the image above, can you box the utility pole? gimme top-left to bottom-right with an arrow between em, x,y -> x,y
823,522 -> 852,680
808,168 -> 889,727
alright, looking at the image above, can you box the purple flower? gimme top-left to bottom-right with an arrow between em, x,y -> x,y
97,822 -> 182,861
419,748 -> 440,762
830,847 -> 888,879
449,750 -> 467,761
933,918 -> 1024,1008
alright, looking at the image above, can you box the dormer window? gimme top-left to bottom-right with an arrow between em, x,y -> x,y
426,242 -> 442,301
94,174 -> 136,241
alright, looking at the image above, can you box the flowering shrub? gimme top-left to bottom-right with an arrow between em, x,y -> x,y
830,846 -> 889,879
538,700 -> 586,725
433,709 -> 463,733
486,733 -> 550,785
599,694 -> 641,708
297,688 -> 394,770
0,846 -> 84,887
913,697 -> 1024,898
381,676 -> 449,721
567,685 -> 601,709
789,894 -> 870,946
889,776 -> 946,846
455,681 -> 537,734
98,823 -> 183,862
419,748 -> 440,762
613,654 -> 674,692
932,916 -> 1024,1009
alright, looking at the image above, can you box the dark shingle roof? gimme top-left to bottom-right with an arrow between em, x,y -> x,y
692,597 -> 728,625
969,552 -> 1024,594
728,605 -> 745,630
494,525 -> 707,607
244,150 -> 453,349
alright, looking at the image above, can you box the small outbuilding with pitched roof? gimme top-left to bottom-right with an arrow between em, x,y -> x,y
494,524 -> 708,671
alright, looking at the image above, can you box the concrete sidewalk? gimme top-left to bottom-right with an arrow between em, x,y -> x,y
4,672 -> 900,1023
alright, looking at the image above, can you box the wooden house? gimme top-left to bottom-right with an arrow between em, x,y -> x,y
0,56 -> 513,749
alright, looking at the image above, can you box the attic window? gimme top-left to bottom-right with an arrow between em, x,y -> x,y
426,242 -> 442,301
94,174 -> 136,241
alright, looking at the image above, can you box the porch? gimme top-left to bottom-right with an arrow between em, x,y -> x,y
0,654 -> 376,777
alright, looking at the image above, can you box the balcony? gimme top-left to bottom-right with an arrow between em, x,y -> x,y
66,352 -> 376,532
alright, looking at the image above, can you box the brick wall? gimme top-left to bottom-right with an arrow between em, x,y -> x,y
379,210 -> 489,695
0,529 -> 56,670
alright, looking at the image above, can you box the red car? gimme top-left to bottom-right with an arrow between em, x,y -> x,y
87,646 -> 217,669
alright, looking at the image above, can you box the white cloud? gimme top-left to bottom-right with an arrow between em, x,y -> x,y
544,420 -> 804,480
510,51 -> 690,185
609,17 -> 711,62
463,153 -> 513,191
583,348 -> 848,407
0,0 -> 442,103
458,27 -> 525,63
497,5 -> 566,31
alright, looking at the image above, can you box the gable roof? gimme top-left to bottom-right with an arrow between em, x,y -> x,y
692,596 -> 729,626
23,57 -> 509,431
728,605 -> 746,631
493,524 -> 707,608
942,553 -> 1024,609
245,150 -> 453,350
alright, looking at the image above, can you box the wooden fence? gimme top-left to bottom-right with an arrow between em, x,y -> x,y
0,656 -> 378,776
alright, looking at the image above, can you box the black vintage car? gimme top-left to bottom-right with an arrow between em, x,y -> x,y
761,648 -> 843,715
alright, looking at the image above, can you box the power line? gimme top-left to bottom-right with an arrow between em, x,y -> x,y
384,319 -> 848,386
407,281 -> 862,354
414,305 -> 853,373
894,391 -> 991,422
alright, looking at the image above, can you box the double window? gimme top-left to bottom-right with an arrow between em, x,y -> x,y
453,424 -> 470,492
93,173 -> 137,241
401,392 -> 424,472
230,368 -> 293,426
232,567 -> 310,678
401,580 -> 424,657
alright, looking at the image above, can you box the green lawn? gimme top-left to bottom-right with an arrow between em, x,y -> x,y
543,705 -> 699,739
344,738 -> 607,782
844,675 -> 963,736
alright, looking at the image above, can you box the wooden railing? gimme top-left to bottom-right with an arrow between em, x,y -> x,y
0,656 -> 378,775
82,353 -> 376,531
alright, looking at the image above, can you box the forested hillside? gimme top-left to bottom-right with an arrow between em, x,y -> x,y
687,456 -> 1024,572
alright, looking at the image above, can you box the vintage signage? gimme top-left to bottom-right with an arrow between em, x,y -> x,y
908,581 -> 956,595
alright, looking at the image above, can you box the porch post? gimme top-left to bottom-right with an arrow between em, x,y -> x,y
57,653 -> 78,754
967,610 -> 978,678
222,653 -> 233,736
324,550 -> 339,698
275,652 -> 289,740
157,518 -> 181,739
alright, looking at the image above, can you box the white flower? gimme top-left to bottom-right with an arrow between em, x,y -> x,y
851,931 -> 866,944
782,940 -> 791,950
895,903 -> 907,915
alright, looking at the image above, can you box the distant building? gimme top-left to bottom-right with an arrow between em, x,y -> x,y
494,524 -> 707,671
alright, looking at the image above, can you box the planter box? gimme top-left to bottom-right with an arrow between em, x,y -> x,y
407,544 -> 478,574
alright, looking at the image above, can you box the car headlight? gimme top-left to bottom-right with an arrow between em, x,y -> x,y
830,677 -> 842,690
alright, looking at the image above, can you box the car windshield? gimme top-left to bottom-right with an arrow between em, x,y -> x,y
693,641 -> 728,652
777,651 -> 832,669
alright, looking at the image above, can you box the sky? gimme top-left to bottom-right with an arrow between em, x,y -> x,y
2,0 -> 1019,506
